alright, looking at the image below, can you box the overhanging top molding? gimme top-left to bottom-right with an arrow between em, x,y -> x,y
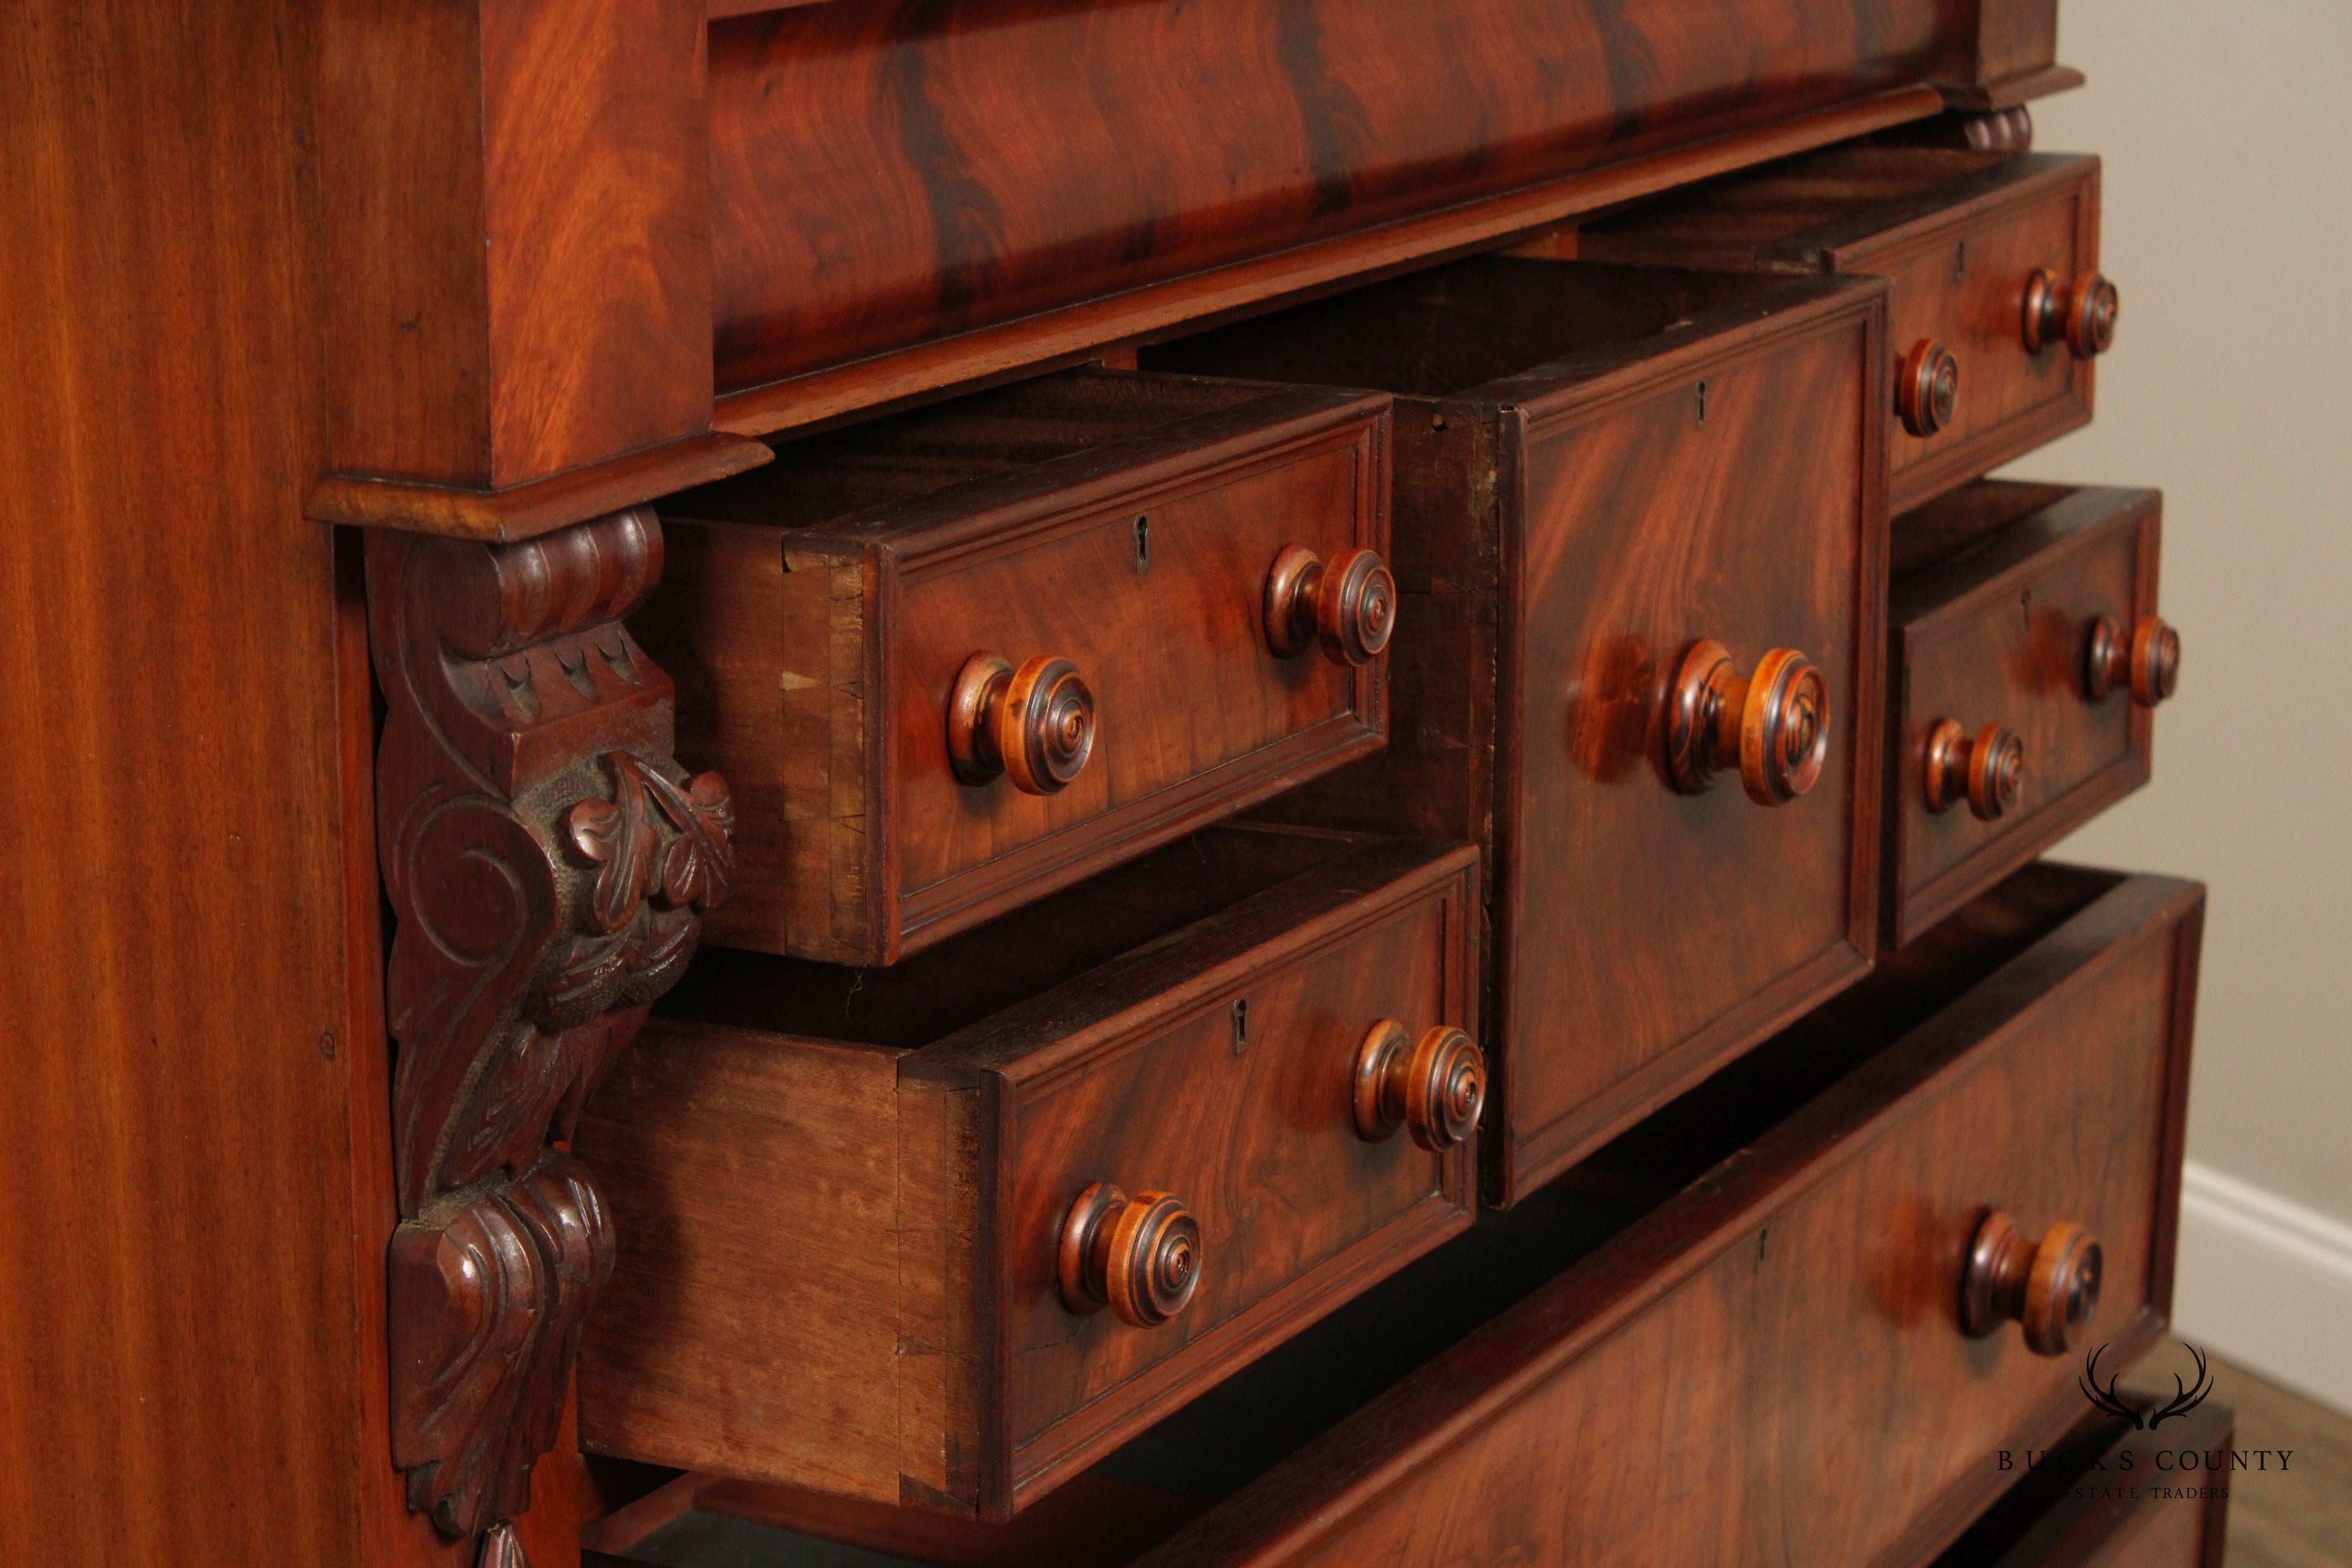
311,0 -> 2075,531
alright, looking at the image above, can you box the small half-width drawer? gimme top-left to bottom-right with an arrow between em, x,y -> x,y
1887,482 -> 2176,946
1930,1400 -> 2233,1567
592,864 -> 2203,1568
1148,259 -> 1888,1204
638,370 -> 1394,965
575,827 -> 1480,1522
1585,148 -> 2109,512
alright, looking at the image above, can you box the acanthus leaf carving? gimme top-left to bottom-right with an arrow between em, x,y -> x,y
367,508 -> 733,1566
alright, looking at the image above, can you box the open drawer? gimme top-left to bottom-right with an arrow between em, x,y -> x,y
638,370 -> 1393,965
575,826 -> 1480,1521
1887,482 -> 2177,946
1146,257 -> 1889,1204
1584,146 -> 2111,512
589,863 -> 2203,1568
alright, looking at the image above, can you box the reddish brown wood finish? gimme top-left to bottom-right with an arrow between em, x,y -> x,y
622,866 -> 2204,1568
1149,261 -> 1889,1205
1959,1210 -> 2105,1355
1930,1402 -> 2235,1567
1584,148 -> 2106,512
1944,0 -> 2067,102
367,509 -> 737,1553
638,370 -> 1392,965
1,8 -> 399,1566
1887,484 -> 2167,946
697,2 -> 2077,435
314,0 -> 718,499
574,830 -> 1481,1521
1118,869 -> 2204,1568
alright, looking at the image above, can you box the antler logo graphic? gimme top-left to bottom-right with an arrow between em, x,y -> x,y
2079,1342 -> 2215,1430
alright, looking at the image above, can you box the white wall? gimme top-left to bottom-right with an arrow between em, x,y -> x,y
2013,0 -> 2352,1410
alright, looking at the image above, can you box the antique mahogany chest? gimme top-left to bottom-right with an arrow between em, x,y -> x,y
4,3 -> 2209,1568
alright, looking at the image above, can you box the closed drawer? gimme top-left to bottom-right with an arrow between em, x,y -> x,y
598,864 -> 2204,1568
639,370 -> 1394,964
1888,482 -> 2177,946
1585,148 -> 2110,512
1148,259 -> 1888,1204
575,827 -> 1481,1522
1932,1400 -> 2233,1567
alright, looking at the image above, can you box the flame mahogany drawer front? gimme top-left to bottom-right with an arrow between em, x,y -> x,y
1887,482 -> 2174,946
1147,259 -> 1888,1205
574,828 -> 1481,1522
615,865 -> 2203,1568
1585,148 -> 2109,513
638,370 -> 1394,965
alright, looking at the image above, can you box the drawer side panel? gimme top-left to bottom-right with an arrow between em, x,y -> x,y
574,1027 -> 911,1499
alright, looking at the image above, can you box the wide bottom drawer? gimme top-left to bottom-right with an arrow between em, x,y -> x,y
588,863 -> 2204,1568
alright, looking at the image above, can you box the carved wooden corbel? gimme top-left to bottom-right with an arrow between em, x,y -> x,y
366,507 -> 733,1566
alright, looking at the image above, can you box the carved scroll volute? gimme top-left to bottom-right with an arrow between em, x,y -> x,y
367,507 -> 734,1563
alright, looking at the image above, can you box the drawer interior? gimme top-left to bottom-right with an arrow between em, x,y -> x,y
665,368 -> 1322,531
1581,144 -> 2020,262
1141,257 -> 1775,397
662,825 -> 1386,1051
603,861 -> 2130,1567
1892,478 -> 2085,581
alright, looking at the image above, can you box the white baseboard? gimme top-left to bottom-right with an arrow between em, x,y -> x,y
2171,1161 -> 2352,1417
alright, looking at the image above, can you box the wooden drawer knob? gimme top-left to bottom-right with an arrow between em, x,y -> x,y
1923,720 -> 2024,821
1265,544 -> 1397,667
948,652 -> 1096,794
1353,1021 -> 1485,1152
1959,1210 -> 2103,1357
1665,640 -> 1831,805
2023,268 -> 2120,360
1059,1183 -> 1201,1329
2083,615 -> 2180,708
1897,339 -> 1961,437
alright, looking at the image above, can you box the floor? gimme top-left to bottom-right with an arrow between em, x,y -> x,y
2206,1347 -> 2352,1568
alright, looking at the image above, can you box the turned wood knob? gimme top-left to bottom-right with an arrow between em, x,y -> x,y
1353,1021 -> 1485,1152
2083,615 -> 2180,708
1264,544 -> 1396,666
948,652 -> 1096,794
1059,1183 -> 1201,1329
1959,1210 -> 2103,1357
1665,640 -> 1831,805
1923,719 -> 2025,821
1897,339 -> 1961,437
2023,269 -> 2120,360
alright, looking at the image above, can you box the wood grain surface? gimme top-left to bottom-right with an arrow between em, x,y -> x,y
577,830 -> 1479,1521
1888,484 -> 2163,945
606,864 -> 2205,1568
643,371 -> 1391,964
1585,146 -> 2103,512
1150,260 -> 1889,1204
0,5 -> 457,1566
1113,867 -> 2205,1568
1929,1399 -> 2233,1567
316,0 -> 716,492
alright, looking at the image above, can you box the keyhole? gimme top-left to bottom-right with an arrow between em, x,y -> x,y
1695,381 -> 1710,428
1230,998 -> 1249,1054
1133,514 -> 1152,574
1955,240 -> 1969,282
